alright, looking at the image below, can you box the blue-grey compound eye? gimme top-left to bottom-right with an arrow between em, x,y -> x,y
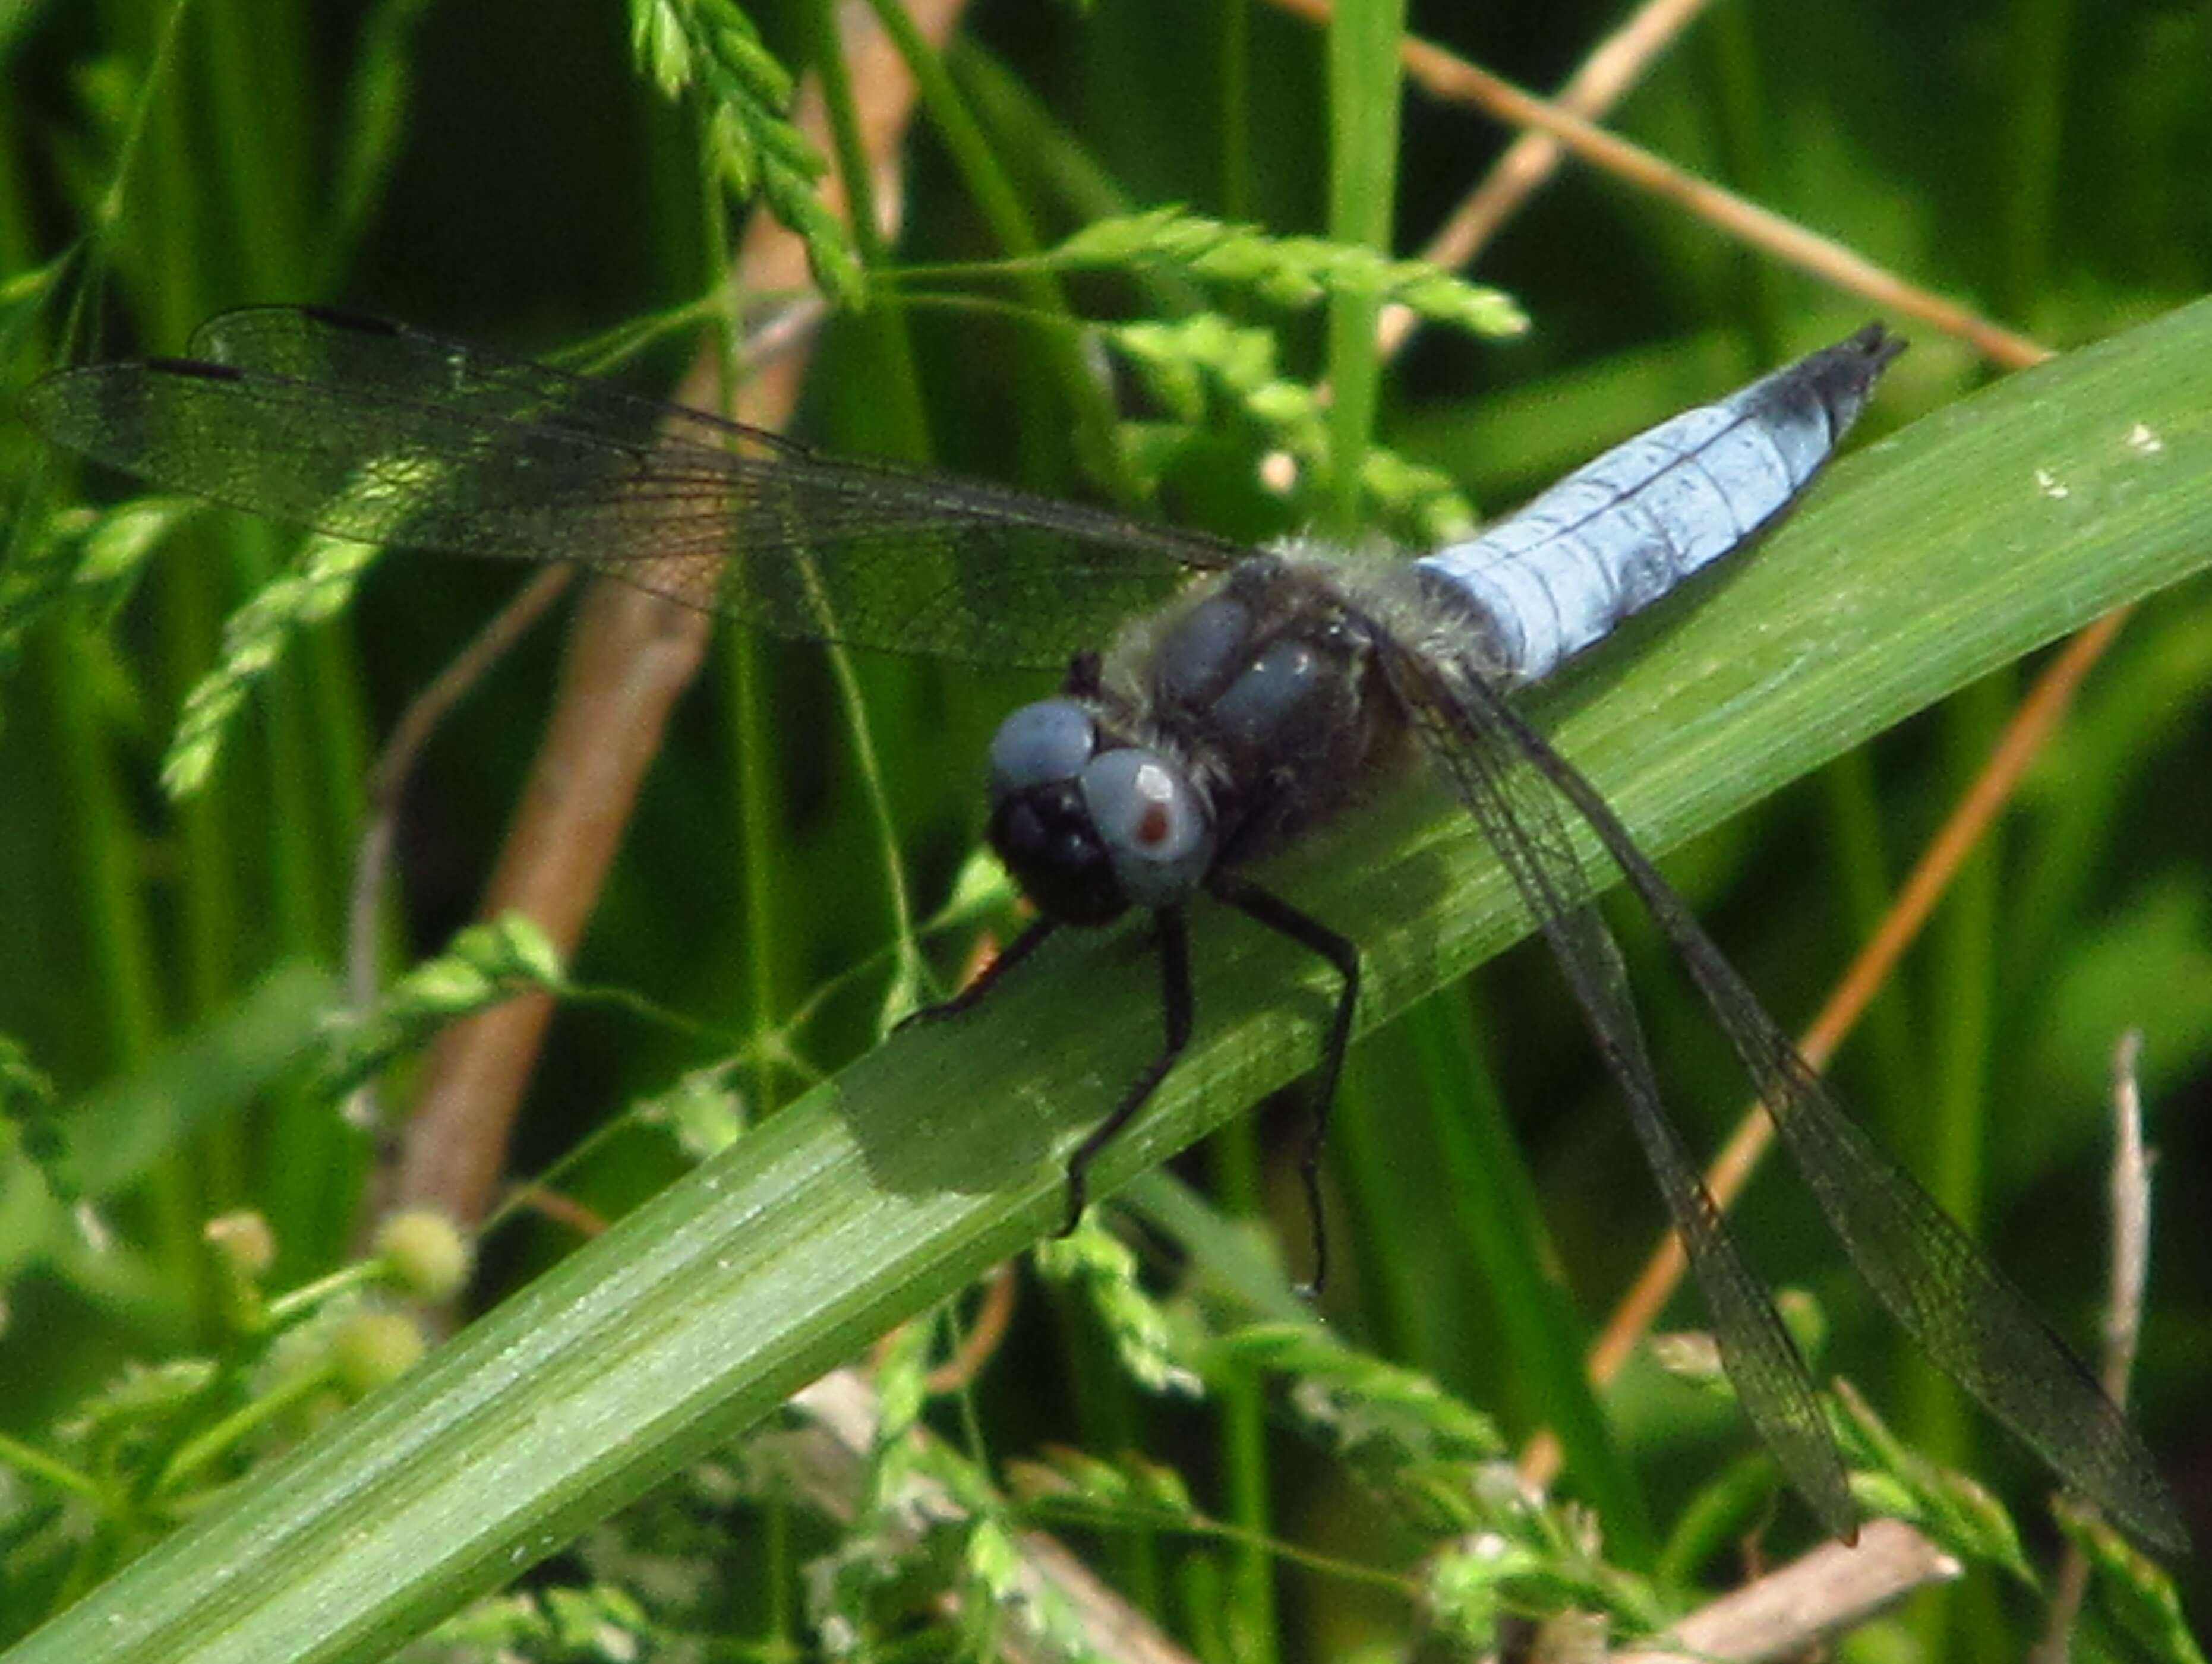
987,699 -> 1096,801
1078,747 -> 1214,907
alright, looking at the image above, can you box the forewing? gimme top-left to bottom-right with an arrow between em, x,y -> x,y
23,305 -> 1247,669
1466,678 -> 2189,1554
1378,642 -> 1857,1541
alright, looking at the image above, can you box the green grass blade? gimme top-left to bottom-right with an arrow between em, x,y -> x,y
1320,0 -> 1405,536
9,300 -> 2212,1663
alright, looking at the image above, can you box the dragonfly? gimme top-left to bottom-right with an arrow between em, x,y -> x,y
23,305 -> 2185,1552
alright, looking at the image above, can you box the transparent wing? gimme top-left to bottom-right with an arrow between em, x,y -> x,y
1449,664 -> 2189,1554
21,305 -> 1248,669
1377,641 -> 1857,1541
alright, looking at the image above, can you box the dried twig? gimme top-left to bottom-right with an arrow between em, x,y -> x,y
2031,1031 -> 2159,1663
1613,1519 -> 1960,1662
1379,0 -> 1715,359
345,565 -> 572,1139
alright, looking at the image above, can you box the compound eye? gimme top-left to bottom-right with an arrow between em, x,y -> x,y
1078,748 -> 1214,907
987,699 -> 1096,801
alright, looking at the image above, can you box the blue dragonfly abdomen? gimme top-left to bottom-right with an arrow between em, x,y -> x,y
1416,327 -> 1901,685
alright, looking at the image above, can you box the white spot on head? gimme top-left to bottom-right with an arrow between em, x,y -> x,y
1259,450 -> 1299,495
1129,761 -> 1176,845
1080,748 -> 1213,905
2126,422 -> 2164,456
2034,466 -> 2071,500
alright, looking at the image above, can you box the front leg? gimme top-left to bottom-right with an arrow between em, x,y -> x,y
1059,907 -> 1193,1234
898,916 -> 1059,1027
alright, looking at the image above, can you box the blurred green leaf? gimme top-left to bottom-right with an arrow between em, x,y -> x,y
12,962 -> 335,1218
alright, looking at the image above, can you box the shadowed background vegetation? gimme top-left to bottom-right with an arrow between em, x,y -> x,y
1,0 -> 2208,1658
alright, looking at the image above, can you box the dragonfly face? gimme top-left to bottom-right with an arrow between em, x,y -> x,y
986,552 -> 1411,923
21,308 -> 2186,1554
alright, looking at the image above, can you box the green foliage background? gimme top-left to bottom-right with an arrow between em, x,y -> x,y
1,0 -> 2209,1657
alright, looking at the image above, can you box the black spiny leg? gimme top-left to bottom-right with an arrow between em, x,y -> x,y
900,917 -> 1059,1027
1060,906 -> 1193,1234
1209,873 -> 1359,1293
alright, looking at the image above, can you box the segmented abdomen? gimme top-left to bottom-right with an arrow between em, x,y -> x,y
1414,326 -> 1900,684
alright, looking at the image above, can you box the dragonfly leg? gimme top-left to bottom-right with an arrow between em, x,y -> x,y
1210,874 -> 1359,1293
900,917 -> 1059,1027
1060,906 -> 1193,1234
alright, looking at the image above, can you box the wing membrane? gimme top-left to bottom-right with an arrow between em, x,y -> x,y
23,305 -> 1246,668
1465,677 -> 2189,1554
1379,642 -> 1857,1540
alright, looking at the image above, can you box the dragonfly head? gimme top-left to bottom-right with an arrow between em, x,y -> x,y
986,697 -> 1215,926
